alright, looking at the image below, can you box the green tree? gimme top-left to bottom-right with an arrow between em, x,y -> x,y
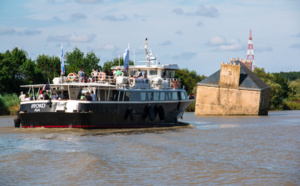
0,48 -> 27,94
83,51 -> 101,76
20,58 -> 45,85
36,54 -> 60,82
65,48 -> 100,76
253,67 -> 290,110
65,47 -> 84,74
175,68 -> 206,95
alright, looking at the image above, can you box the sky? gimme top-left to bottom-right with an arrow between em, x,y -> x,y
0,0 -> 299,76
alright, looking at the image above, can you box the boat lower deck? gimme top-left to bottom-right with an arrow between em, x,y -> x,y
17,100 -> 192,128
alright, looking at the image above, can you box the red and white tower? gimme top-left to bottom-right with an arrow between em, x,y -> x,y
246,29 -> 255,69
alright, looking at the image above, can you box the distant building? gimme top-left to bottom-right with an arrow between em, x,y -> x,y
195,59 -> 270,116
236,58 -> 253,71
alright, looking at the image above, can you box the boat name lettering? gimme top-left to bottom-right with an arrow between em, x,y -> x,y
31,103 -> 46,109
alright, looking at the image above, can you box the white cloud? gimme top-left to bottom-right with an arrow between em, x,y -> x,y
76,0 -> 102,3
173,5 -> 220,18
172,8 -> 184,15
0,27 -> 16,35
159,40 -> 172,46
47,33 -> 96,43
219,41 -> 243,51
206,37 -> 244,51
206,36 -> 225,46
255,45 -> 273,52
175,31 -> 182,35
93,44 -> 119,51
290,43 -> 300,48
70,12 -> 87,21
196,21 -> 203,27
0,27 -> 41,36
102,15 -> 129,22
172,52 -> 197,60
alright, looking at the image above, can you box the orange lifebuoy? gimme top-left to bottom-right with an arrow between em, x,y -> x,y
98,72 -> 106,81
176,80 -> 180,88
172,80 -> 177,88
67,73 -> 76,81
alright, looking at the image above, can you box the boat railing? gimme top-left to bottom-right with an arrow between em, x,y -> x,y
57,75 -> 181,89
161,78 -> 181,89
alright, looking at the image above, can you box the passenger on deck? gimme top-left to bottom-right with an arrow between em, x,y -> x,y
25,94 -> 30,101
113,70 -> 117,78
58,92 -> 63,100
51,93 -> 57,100
91,91 -> 96,101
85,92 -> 92,101
19,91 -> 25,102
39,93 -> 44,100
63,92 -> 69,99
116,68 -> 122,76
78,68 -> 85,82
189,94 -> 195,99
136,69 -> 142,77
30,95 -> 36,100
43,92 -> 49,100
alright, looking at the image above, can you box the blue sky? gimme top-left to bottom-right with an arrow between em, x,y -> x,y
0,0 -> 299,75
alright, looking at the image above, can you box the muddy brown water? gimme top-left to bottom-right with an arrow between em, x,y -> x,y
0,111 -> 299,185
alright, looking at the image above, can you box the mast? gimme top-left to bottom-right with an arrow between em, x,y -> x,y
144,38 -> 150,67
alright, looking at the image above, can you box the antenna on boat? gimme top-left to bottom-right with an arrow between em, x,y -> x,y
145,38 -> 151,67
133,49 -> 135,66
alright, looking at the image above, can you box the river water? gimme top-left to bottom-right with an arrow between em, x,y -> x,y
0,111 -> 299,185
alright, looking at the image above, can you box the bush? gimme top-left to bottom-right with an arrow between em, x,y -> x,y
186,99 -> 196,112
0,94 -> 20,115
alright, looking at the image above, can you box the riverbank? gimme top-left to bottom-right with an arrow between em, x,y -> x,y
1,93 -> 299,116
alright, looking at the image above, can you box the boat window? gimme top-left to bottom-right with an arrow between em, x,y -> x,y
130,71 -> 136,77
168,92 -> 172,100
165,92 -> 169,100
124,92 -> 130,101
147,92 -> 153,101
172,91 -> 178,100
153,92 -> 159,100
181,91 -> 187,100
141,92 -> 147,101
142,70 -> 147,76
112,90 -> 118,101
160,92 -> 165,100
119,91 -> 124,101
150,70 -> 157,75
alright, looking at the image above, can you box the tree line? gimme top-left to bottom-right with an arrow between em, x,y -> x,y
253,68 -> 300,110
0,47 -> 299,115
0,47 -> 101,94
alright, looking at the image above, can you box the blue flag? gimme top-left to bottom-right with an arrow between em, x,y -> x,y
61,44 -> 65,75
123,47 -> 129,72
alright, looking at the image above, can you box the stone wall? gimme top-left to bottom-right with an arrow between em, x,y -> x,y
195,85 -> 262,116
258,88 -> 270,115
219,63 -> 241,89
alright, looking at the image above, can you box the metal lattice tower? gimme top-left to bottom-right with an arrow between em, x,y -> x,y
246,29 -> 255,69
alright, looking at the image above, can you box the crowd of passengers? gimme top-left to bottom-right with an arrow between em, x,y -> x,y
70,68 -> 144,83
19,90 -> 97,102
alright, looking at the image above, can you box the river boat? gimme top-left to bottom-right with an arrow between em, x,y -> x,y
14,39 -> 193,128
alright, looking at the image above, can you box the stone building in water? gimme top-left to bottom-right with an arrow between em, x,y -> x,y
195,59 -> 270,116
